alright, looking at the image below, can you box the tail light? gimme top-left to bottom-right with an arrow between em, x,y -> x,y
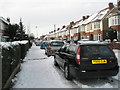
47,45 -> 51,49
76,47 -> 81,65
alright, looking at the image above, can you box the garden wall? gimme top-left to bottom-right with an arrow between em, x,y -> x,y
111,42 -> 120,50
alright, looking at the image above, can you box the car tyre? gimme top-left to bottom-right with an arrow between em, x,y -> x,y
64,64 -> 71,80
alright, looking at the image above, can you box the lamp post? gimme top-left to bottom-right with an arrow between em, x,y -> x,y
35,26 -> 38,38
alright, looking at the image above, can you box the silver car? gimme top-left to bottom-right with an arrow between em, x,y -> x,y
45,40 -> 65,57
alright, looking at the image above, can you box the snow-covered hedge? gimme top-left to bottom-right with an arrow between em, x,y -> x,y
1,40 -> 31,88
0,40 -> 28,49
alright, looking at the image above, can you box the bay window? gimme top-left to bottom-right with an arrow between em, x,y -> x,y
109,15 -> 120,26
93,34 -> 101,40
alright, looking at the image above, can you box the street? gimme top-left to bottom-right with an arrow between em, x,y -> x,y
12,44 -> 120,88
1,0 -> 120,89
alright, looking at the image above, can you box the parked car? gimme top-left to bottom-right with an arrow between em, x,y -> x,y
54,42 -> 119,80
34,39 -> 42,46
40,41 -> 49,49
45,40 -> 65,57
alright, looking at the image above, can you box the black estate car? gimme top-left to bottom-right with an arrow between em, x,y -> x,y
54,42 -> 119,80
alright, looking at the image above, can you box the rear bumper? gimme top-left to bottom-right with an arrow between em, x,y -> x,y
72,65 -> 119,78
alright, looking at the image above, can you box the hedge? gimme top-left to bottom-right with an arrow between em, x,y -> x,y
1,40 -> 32,88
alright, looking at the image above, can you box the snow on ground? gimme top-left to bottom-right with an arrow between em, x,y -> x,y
112,49 -> 120,82
13,44 -> 120,88
13,44 -> 77,88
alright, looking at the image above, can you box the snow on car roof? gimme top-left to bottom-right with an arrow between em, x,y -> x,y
77,40 -> 109,45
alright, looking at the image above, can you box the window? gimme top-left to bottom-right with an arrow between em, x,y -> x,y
60,45 -> 67,52
74,36 -> 78,41
81,45 -> 114,57
115,16 -> 118,25
94,22 -> 100,29
81,25 -> 85,32
93,34 -> 101,40
81,35 -> 86,39
70,28 -> 74,35
74,28 -> 78,33
87,23 -> 92,31
109,16 -> 120,26
118,15 -> 120,25
112,18 -> 114,26
50,41 -> 64,46
68,45 -> 77,54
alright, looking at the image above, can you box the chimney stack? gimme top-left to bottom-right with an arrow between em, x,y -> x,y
86,15 -> 90,19
70,21 -> 74,25
108,2 -> 114,10
57,28 -> 60,31
82,16 -> 86,21
7,18 -> 10,23
118,1 -> 120,11
62,25 -> 66,29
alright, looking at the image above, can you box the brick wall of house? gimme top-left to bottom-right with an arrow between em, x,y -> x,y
111,25 -> 120,31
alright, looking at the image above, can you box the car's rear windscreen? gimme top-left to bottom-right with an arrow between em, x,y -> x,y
50,42 -> 64,46
81,45 -> 115,57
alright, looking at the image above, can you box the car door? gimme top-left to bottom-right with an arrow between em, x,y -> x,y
66,45 -> 78,77
57,44 -> 69,67
67,45 -> 77,65
59,45 -> 70,68
55,45 -> 67,67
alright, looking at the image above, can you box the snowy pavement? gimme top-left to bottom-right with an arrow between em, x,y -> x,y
13,44 -> 78,88
12,44 -> 120,88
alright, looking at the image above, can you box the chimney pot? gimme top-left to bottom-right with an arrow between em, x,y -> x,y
82,16 -> 86,21
109,2 -> 114,10
62,25 -> 66,29
7,18 -> 10,23
70,21 -> 74,25
86,15 -> 90,19
118,1 -> 120,10
118,1 -> 120,6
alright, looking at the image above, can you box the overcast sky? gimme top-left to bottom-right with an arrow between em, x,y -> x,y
0,0 -> 117,37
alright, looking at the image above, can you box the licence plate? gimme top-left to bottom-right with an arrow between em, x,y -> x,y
92,59 -> 107,64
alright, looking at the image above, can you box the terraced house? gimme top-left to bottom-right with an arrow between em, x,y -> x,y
46,2 -> 120,41
80,7 -> 109,41
107,1 -> 120,41
65,3 -> 116,41
0,17 -> 9,42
